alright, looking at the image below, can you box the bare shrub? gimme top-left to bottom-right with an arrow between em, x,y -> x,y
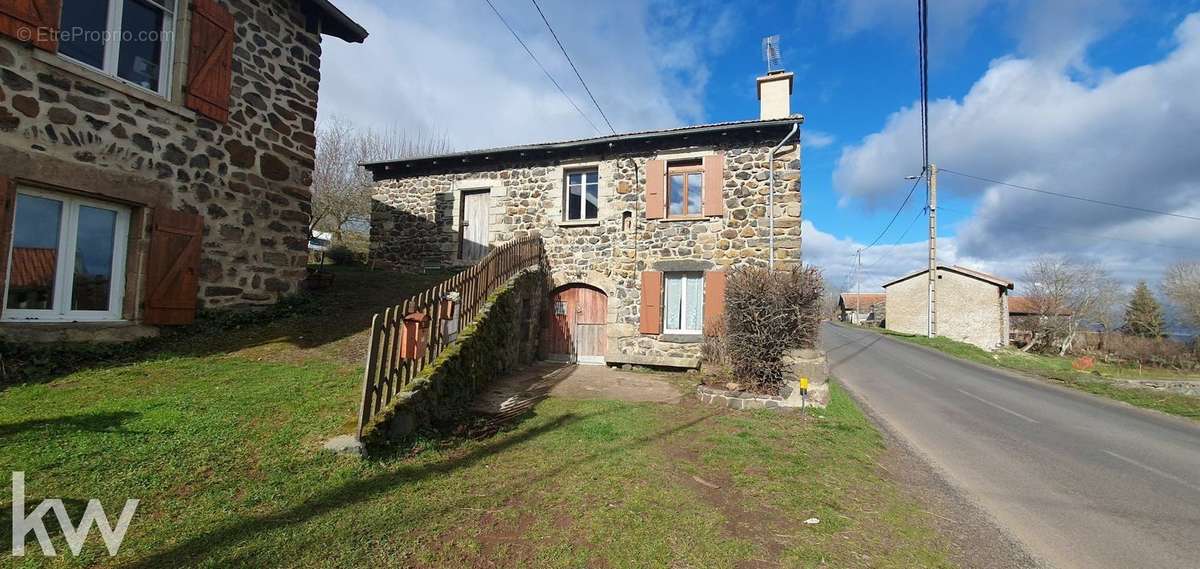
701,319 -> 730,366
724,265 -> 823,394
1073,332 -> 1198,371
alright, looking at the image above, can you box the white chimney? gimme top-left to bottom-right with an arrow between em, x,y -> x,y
756,71 -> 794,120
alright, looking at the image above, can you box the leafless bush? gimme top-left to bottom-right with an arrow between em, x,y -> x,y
723,265 -> 823,393
1073,332 -> 1198,371
702,319 -> 730,366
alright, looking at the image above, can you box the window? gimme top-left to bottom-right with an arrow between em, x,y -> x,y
667,161 -> 703,217
663,272 -> 703,333
3,188 -> 130,322
564,169 -> 599,221
58,0 -> 177,95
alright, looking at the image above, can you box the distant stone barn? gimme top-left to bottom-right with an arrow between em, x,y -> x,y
883,265 -> 1014,350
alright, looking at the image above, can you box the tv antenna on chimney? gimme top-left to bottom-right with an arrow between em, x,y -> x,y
762,35 -> 782,73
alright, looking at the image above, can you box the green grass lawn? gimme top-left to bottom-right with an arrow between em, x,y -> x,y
1,267 -> 954,567
872,327 -> 1200,420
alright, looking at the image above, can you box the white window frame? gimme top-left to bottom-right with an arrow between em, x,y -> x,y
2,187 -> 131,323
663,271 -> 704,334
564,168 -> 600,221
57,0 -> 178,98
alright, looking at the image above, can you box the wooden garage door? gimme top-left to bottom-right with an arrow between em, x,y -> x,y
544,285 -> 607,364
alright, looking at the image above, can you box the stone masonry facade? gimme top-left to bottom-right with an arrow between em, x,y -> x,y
1,0 -> 341,339
370,127 -> 802,368
885,268 -> 1011,350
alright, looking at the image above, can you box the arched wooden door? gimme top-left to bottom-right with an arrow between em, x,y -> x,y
544,285 -> 608,364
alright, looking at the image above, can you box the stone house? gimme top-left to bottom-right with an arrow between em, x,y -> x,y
367,72 -> 803,369
838,292 -> 884,325
0,0 -> 366,342
883,265 -> 1014,350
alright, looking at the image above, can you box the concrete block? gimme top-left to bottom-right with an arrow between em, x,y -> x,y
322,435 -> 364,458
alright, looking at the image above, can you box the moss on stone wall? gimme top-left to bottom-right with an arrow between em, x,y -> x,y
360,269 -> 544,449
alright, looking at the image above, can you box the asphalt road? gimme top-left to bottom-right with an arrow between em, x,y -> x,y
822,323 -> 1200,569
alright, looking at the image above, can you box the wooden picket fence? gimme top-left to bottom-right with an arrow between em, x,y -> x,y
355,236 -> 545,439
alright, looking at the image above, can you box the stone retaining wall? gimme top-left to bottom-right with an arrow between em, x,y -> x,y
359,268 -> 545,448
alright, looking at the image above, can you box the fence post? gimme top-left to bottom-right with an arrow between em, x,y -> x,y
356,313 -> 383,440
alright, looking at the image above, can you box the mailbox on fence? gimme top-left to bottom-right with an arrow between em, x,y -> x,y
399,312 -> 432,360
441,292 -> 461,344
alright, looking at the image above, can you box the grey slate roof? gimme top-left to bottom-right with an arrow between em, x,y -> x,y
364,116 -> 805,179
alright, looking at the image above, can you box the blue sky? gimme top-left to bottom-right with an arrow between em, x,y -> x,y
318,0 -> 1200,308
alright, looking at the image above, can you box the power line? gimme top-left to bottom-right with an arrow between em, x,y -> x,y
940,168 -> 1200,223
862,171 -> 925,253
917,0 -> 930,174
483,0 -> 602,135
939,205 -> 1200,254
530,0 -> 617,134
863,206 -> 927,271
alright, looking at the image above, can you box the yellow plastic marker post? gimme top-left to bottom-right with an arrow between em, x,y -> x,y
800,377 -> 809,390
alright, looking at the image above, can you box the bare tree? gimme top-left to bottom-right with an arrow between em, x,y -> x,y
1163,261 -> 1200,331
1022,257 -> 1120,355
311,116 -> 451,239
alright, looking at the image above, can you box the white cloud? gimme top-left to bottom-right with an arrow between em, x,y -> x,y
829,0 -> 1130,69
803,220 -> 969,291
316,0 -> 738,151
803,129 -> 835,149
830,12 -> 1200,289
832,0 -> 993,53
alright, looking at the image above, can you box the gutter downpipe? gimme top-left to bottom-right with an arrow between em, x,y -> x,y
768,121 -> 800,270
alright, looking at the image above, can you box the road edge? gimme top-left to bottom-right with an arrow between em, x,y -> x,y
834,375 -> 1047,569
831,322 -> 1200,433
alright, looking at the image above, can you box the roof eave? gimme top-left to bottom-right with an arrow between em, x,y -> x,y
304,0 -> 368,43
364,116 -> 804,179
881,265 -> 1014,290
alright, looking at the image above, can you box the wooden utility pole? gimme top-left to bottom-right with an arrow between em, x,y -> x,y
927,164 -> 938,337
856,249 -> 863,323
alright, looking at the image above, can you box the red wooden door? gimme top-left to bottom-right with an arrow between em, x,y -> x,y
544,285 -> 607,364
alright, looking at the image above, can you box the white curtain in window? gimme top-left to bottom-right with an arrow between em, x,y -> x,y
684,274 -> 703,330
664,274 -> 683,330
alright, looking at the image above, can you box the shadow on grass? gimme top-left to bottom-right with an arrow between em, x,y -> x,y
1,264 -> 458,390
118,406 -> 719,568
0,497 -> 93,553
0,411 -> 140,438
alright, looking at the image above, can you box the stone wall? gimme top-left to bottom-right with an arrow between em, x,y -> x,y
0,0 -> 321,315
885,270 -> 1008,350
370,130 -> 802,367
359,268 -> 545,447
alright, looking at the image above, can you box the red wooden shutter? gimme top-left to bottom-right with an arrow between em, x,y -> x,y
185,0 -> 235,123
702,153 -> 725,217
644,159 -> 665,220
703,270 -> 726,336
0,176 -> 14,318
0,0 -> 60,52
639,271 -> 663,335
144,208 -> 204,325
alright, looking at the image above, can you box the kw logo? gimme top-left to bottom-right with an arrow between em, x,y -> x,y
10,472 -> 139,557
